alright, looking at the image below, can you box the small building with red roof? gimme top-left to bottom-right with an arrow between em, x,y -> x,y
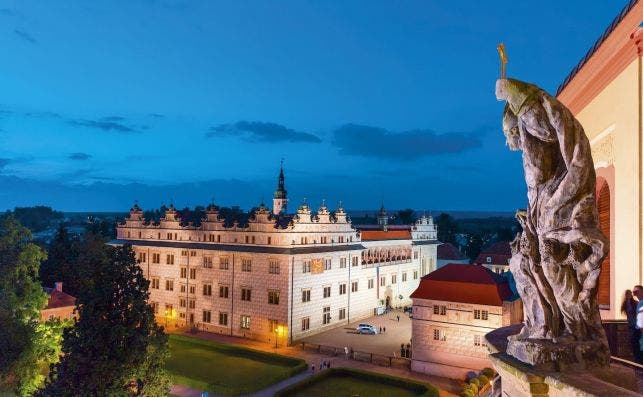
437,242 -> 469,268
474,240 -> 512,274
410,264 -> 522,379
41,282 -> 76,321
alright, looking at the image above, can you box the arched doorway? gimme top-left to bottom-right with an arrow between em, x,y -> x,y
597,182 -> 611,308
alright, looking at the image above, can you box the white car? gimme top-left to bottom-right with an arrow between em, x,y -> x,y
356,324 -> 378,334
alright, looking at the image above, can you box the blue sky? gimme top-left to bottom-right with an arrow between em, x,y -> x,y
0,0 -> 628,212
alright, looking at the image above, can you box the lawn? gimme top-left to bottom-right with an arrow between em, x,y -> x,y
275,368 -> 439,397
166,334 -> 307,396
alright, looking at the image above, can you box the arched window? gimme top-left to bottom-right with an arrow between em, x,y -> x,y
597,181 -> 610,308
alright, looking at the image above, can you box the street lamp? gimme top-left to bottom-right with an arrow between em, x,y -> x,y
275,325 -> 284,348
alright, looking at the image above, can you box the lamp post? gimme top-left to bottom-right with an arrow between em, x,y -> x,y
275,325 -> 283,348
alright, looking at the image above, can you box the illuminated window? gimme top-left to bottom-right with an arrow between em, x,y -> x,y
240,315 -> 251,329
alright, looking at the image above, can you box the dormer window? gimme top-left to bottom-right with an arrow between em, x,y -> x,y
486,256 -> 492,263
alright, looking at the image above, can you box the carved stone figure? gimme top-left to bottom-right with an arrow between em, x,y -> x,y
496,78 -> 610,370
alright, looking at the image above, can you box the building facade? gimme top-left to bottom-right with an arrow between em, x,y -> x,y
437,242 -> 469,269
473,241 -> 511,274
41,282 -> 76,321
556,0 -> 642,319
113,168 -> 439,345
410,264 -> 522,379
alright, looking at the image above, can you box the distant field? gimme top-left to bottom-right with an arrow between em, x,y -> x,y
166,334 -> 306,396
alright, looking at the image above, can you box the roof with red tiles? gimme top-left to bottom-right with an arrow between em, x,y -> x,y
410,263 -> 515,306
437,242 -> 467,261
360,229 -> 412,241
474,241 -> 512,266
43,288 -> 76,310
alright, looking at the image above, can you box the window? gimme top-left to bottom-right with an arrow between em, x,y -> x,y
413,270 -> 418,280
474,309 -> 489,320
340,258 -> 347,268
240,315 -> 251,329
165,280 -> 174,291
368,278 -> 374,289
440,305 -> 447,315
402,272 -> 407,282
138,252 -> 147,263
269,260 -> 280,274
189,299 -> 196,309
166,254 -> 174,265
322,306 -> 331,325
181,250 -> 188,256
252,236 -> 255,244
339,308 -> 346,320
302,289 -> 311,302
391,275 -> 397,284
167,232 -> 172,240
219,257 -> 229,270
321,236 -> 327,244
241,288 -> 252,301
179,298 -> 186,308
152,253 -> 160,264
202,310 -> 211,323
302,260 -> 311,273
203,283 -> 212,296
203,256 -> 213,268
165,304 -> 173,315
433,329 -> 440,340
268,290 -> 280,305
217,235 -> 221,243
301,317 -> 310,331
323,286 -> 331,298
267,236 -> 272,245
219,285 -> 229,298
474,335 -> 481,346
180,267 -> 187,278
245,235 -> 249,244
339,283 -> 346,295
352,257 -> 358,267
486,256 -> 492,263
380,276 -> 385,286
191,251 -> 197,257
189,285 -> 196,294
151,302 -> 159,314
219,312 -> 228,326
482,310 -> 489,320
351,281 -> 358,292
414,251 -> 419,259
241,258 -> 252,272
180,284 -> 186,293
151,278 -> 160,289
324,259 -> 331,270
190,268 -> 196,279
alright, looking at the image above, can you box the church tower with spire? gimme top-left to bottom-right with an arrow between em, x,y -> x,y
273,160 -> 288,215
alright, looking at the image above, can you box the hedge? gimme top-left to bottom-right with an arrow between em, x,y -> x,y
274,367 -> 439,397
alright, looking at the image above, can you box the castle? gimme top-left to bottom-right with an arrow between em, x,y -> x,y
113,164 -> 439,344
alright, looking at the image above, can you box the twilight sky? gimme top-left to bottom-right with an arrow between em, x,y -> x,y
0,0 -> 628,212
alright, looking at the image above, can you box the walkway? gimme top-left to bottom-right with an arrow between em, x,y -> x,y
169,329 -> 461,397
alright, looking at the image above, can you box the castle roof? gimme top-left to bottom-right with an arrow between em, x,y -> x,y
43,287 -> 76,310
410,263 -> 514,306
360,229 -> 412,241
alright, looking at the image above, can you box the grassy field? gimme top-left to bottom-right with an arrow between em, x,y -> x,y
275,368 -> 438,397
166,334 -> 307,396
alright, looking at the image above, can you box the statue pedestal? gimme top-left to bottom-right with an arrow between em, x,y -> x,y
486,326 -> 639,397
507,338 -> 610,372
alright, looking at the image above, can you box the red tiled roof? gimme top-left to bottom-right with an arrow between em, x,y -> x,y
360,229 -> 412,241
410,263 -> 514,306
474,241 -> 512,266
44,288 -> 76,310
437,242 -> 467,261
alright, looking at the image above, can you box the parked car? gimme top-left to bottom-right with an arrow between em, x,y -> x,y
356,324 -> 378,334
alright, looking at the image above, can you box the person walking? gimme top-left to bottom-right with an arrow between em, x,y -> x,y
344,346 -> 349,359
634,285 -> 643,361
383,326 -> 386,333
311,363 -> 315,373
622,289 -> 640,362
397,314 -> 400,322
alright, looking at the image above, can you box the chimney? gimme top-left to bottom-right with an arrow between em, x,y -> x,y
54,282 -> 63,292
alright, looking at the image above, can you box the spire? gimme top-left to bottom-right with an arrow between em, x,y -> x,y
272,159 -> 288,215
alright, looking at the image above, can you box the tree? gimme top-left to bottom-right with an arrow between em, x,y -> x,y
40,225 -> 76,290
436,213 -> 458,244
464,233 -> 485,262
40,245 -> 171,396
0,215 -> 62,396
397,209 -> 415,225
10,206 -> 63,232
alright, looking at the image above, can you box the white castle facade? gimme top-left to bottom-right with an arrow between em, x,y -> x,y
113,165 -> 439,345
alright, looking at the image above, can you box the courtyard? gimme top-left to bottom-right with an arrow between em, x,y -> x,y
166,334 -> 307,396
300,308 -> 412,357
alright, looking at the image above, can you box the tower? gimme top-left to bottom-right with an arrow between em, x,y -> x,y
377,202 -> 388,230
273,160 -> 288,215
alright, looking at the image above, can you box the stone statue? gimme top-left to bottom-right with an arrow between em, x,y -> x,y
496,78 -> 610,371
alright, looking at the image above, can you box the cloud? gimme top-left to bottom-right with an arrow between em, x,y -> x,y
0,158 -> 11,169
331,123 -> 482,160
14,29 -> 36,44
207,121 -> 321,143
149,113 -> 165,118
68,118 -> 140,134
99,116 -> 126,122
68,152 -> 92,161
